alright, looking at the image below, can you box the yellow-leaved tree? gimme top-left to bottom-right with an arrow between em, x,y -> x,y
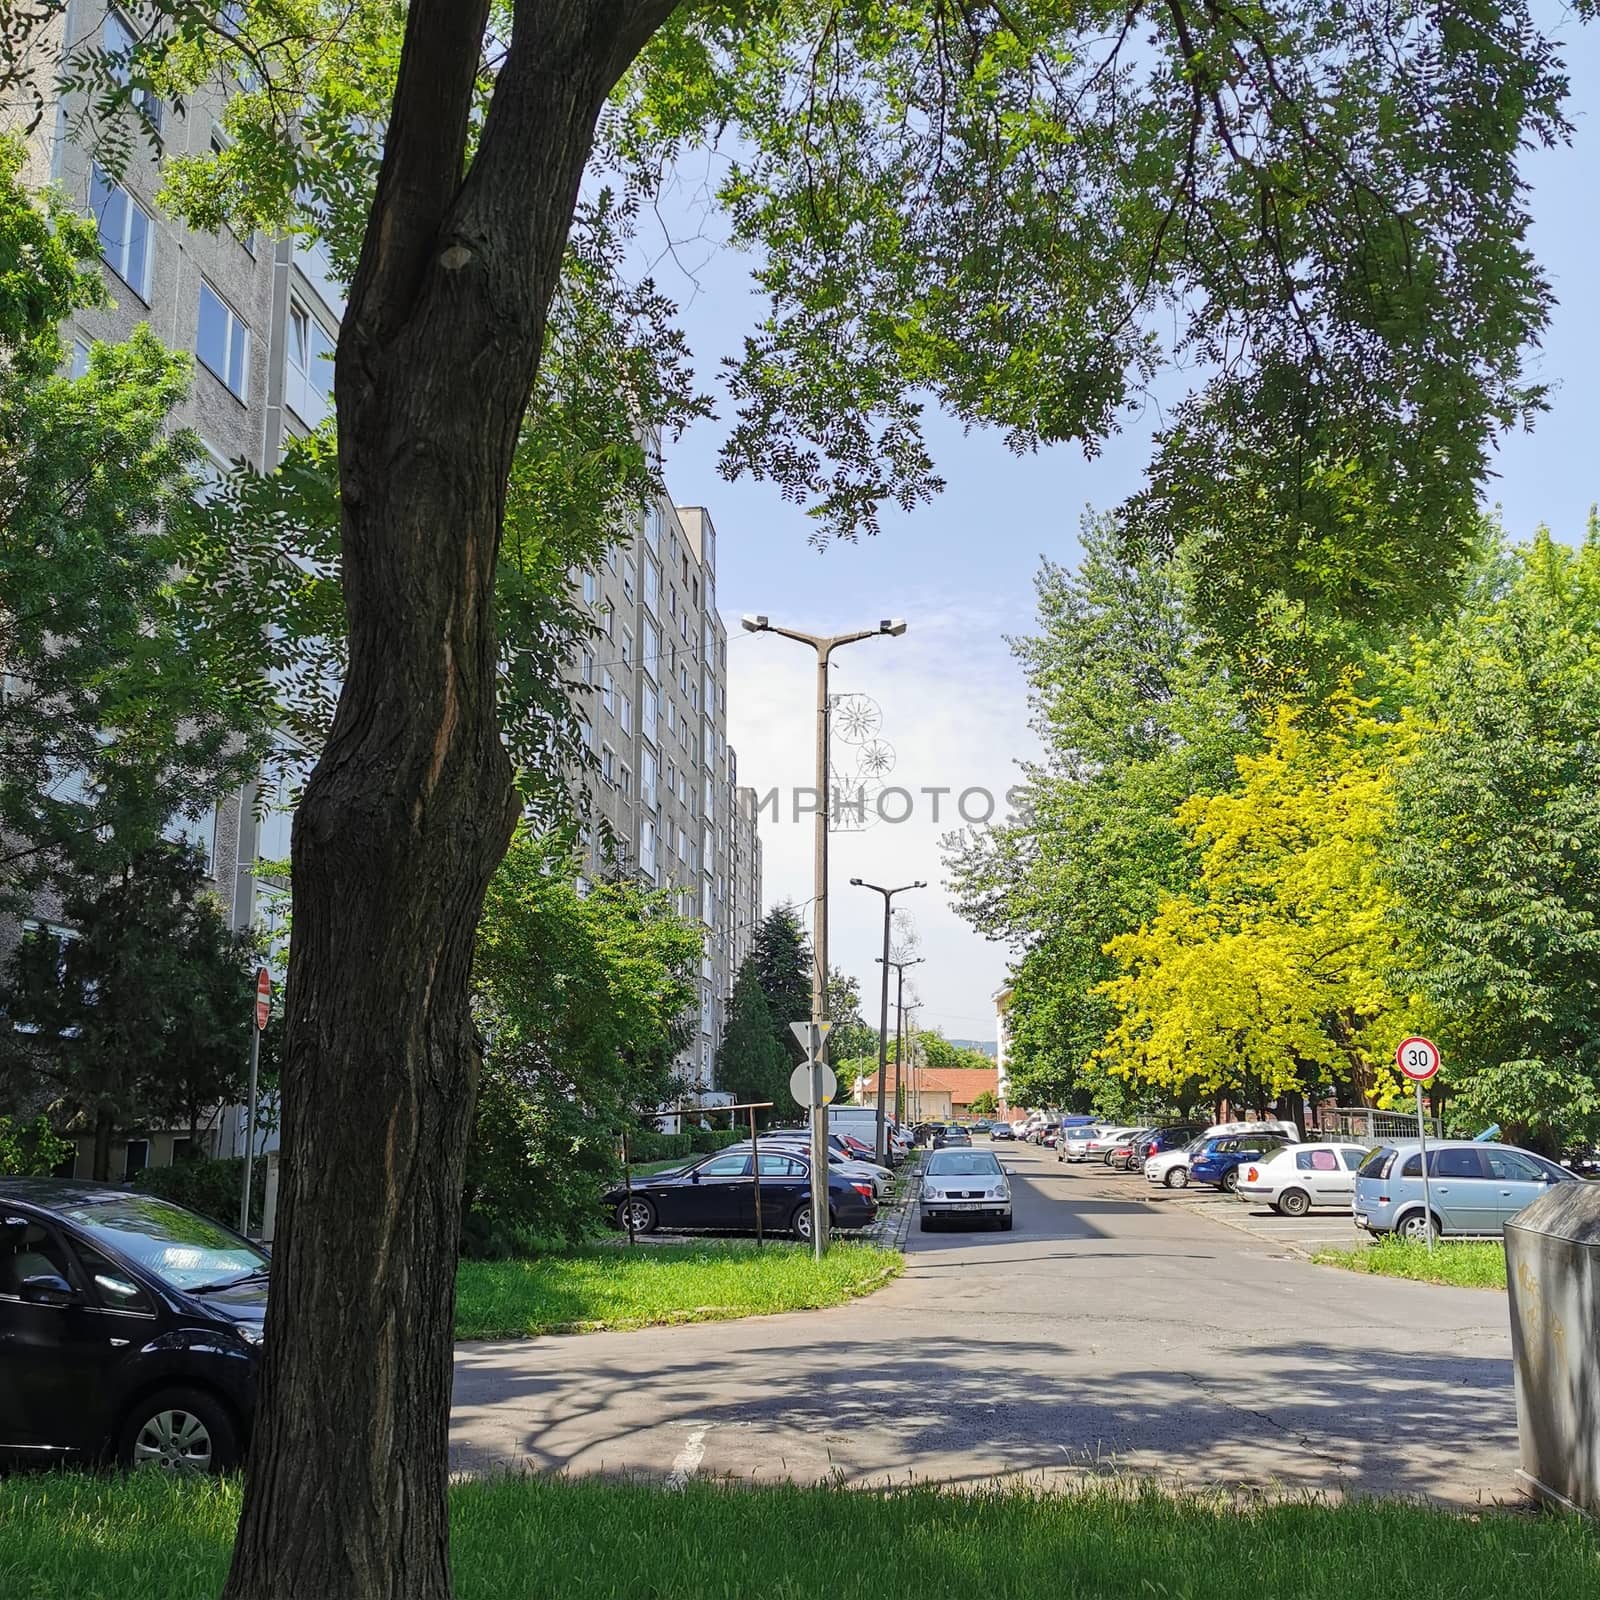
1096,695 -> 1422,1110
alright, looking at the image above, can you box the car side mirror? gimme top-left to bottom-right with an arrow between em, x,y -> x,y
689,1171 -> 700,1184
20,1272 -> 79,1307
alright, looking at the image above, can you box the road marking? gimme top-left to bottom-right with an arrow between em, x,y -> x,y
667,1426 -> 707,1490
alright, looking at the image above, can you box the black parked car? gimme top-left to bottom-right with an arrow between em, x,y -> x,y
1,1180 -> 267,1474
603,1149 -> 875,1242
932,1126 -> 972,1149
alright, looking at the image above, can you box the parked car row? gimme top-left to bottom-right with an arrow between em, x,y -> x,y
1045,1114 -> 1584,1240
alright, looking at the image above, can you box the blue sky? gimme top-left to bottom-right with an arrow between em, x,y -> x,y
656,13 -> 1600,1045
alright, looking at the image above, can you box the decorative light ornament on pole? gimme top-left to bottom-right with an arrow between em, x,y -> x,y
1397,1036 -> 1442,1254
240,967 -> 271,1235
743,613 -> 908,1256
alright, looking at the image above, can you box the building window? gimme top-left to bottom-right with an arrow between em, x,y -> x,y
641,749 -> 657,809
639,819 -> 657,879
666,699 -> 676,734
642,683 -> 657,744
88,165 -> 153,300
580,649 -> 594,684
644,501 -> 661,551
621,628 -> 634,667
285,297 -> 335,426
104,11 -> 163,132
583,570 -> 598,606
123,1138 -> 150,1177
601,670 -> 615,717
605,543 -> 618,573
620,763 -> 633,802
197,282 -> 250,399
704,776 -> 714,822
578,718 -> 593,752
164,804 -> 218,875
69,338 -> 93,379
619,693 -> 632,736
601,743 -> 616,784
668,586 -> 677,619
622,557 -> 636,604
642,618 -> 660,679
644,557 -> 660,617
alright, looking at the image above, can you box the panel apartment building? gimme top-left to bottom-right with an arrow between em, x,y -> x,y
2,5 -> 346,1176
573,495 -> 762,1097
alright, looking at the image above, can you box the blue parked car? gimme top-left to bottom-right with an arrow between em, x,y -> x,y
1352,1141 -> 1576,1241
1189,1131 -> 1296,1192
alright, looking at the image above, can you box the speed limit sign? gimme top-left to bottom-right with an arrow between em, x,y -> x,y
1396,1036 -> 1441,1082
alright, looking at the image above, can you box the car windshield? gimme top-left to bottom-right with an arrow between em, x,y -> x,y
926,1152 -> 1002,1177
58,1194 -> 268,1292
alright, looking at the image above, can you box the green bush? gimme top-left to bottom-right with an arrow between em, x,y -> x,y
627,1126 -> 743,1164
131,1156 -> 264,1233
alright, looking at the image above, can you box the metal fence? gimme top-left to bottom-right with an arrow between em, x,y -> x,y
1316,1106 -> 1441,1143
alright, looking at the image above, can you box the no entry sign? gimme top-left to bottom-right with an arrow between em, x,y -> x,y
254,967 -> 271,1032
1396,1035 -> 1440,1083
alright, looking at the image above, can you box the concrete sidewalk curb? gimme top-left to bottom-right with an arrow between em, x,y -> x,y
863,1155 -> 923,1250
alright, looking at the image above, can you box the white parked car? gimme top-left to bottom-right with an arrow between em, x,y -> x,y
1056,1125 -> 1100,1163
1081,1126 -> 1136,1157
1234,1142 -> 1371,1216
1143,1121 -> 1301,1189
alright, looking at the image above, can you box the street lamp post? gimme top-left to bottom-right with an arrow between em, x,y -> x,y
850,878 -> 924,1162
877,955 -> 924,1132
743,613 -> 907,1254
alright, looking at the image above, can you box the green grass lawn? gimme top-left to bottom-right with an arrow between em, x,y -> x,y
628,1156 -> 693,1176
1314,1237 -> 1507,1289
453,1240 -> 900,1339
4,1473 -> 1596,1600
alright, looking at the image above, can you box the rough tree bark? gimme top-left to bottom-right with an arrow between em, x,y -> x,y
221,4 -> 676,1597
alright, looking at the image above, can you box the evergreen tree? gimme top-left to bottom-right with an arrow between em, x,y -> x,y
714,963 -> 790,1127
0,841 -> 261,1179
752,905 -> 814,1066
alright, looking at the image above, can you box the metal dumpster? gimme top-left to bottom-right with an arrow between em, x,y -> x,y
1504,1181 -> 1600,1513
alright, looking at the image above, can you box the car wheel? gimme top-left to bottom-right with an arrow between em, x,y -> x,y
1165,1166 -> 1189,1189
118,1387 -> 239,1476
791,1203 -> 815,1242
618,1197 -> 658,1235
1221,1168 -> 1241,1193
1278,1187 -> 1311,1218
1397,1210 -> 1438,1244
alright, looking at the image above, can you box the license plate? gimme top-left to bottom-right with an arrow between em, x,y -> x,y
952,1202 -> 984,1210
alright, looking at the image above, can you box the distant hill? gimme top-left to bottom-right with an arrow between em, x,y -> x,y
949,1038 -> 996,1058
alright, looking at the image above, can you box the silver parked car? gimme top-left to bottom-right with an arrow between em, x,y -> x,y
920,1149 -> 1012,1232
1352,1140 -> 1576,1240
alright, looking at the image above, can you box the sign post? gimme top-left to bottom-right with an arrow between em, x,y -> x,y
789,1020 -> 834,1258
240,968 -> 271,1236
1397,1036 -> 1442,1254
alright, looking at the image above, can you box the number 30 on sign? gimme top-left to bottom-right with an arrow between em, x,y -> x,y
1396,1036 -> 1441,1083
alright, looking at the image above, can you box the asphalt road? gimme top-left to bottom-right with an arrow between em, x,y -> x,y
450,1143 -> 1519,1503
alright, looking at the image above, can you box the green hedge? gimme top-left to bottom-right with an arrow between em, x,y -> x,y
132,1156 -> 265,1234
628,1126 -> 744,1164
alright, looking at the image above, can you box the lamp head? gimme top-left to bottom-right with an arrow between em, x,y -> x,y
880,618 -> 908,637
849,877 -> 864,886
741,614 -> 769,633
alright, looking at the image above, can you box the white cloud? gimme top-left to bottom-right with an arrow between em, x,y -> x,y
726,584 -> 1036,1044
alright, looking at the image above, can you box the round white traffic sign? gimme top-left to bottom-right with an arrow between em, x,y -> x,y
1396,1036 -> 1440,1082
789,1063 -> 838,1108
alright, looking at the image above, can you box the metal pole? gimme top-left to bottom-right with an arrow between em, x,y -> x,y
874,899 -> 892,1162
239,1023 -> 261,1237
893,965 -> 905,1129
750,1106 -> 763,1248
622,1130 -> 635,1246
809,646 -> 831,1258
1416,1080 -> 1435,1255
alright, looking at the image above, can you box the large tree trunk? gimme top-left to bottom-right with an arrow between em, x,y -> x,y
222,5 -> 673,1598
